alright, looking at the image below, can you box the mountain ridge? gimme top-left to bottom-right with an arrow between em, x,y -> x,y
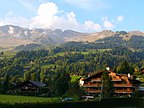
0,25 -> 144,50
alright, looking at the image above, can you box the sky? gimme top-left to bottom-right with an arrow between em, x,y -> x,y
0,0 -> 144,32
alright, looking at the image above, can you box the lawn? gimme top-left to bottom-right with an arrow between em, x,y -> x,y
0,95 -> 142,108
71,75 -> 81,82
0,95 -> 59,103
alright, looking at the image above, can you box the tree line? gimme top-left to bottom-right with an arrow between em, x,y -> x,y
0,45 -> 144,96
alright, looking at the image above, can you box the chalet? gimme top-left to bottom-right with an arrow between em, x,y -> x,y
82,70 -> 140,97
16,80 -> 46,94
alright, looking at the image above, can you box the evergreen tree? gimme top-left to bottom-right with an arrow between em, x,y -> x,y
31,72 -> 36,81
66,79 -> 85,98
53,71 -> 71,96
116,61 -> 134,74
24,72 -> 30,81
2,73 -> 10,93
102,71 -> 113,97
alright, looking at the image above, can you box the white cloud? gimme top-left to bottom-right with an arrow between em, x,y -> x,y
30,2 -> 101,32
31,2 -> 60,28
104,21 -> 114,29
37,2 -> 59,17
0,16 -> 30,27
117,16 -> 124,22
84,20 -> 101,31
0,2 -> 123,32
102,16 -> 114,29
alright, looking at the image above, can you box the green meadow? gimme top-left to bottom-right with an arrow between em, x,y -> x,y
0,95 -> 142,108
0,94 -> 59,103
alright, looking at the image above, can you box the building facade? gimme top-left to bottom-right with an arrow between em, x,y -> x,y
16,80 -> 46,94
82,70 -> 140,96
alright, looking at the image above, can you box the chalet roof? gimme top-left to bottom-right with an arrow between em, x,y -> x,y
83,70 -> 141,84
83,70 -> 112,81
16,80 -> 46,88
29,81 -> 46,87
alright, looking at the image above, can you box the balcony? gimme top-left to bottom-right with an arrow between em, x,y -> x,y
86,89 -> 101,93
83,84 -> 102,87
114,90 -> 133,93
114,84 -> 133,87
112,78 -> 122,81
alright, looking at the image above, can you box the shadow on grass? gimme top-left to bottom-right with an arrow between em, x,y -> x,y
0,98 -> 143,108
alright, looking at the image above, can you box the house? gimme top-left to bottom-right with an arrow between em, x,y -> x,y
16,80 -> 46,94
82,70 -> 140,97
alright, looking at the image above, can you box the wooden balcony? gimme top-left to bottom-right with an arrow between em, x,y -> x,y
114,84 -> 133,87
83,84 -> 102,87
86,89 -> 101,93
112,78 -> 122,81
85,89 -> 133,94
114,90 -> 133,93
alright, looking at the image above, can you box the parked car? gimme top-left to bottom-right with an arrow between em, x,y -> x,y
81,95 -> 94,101
62,97 -> 74,102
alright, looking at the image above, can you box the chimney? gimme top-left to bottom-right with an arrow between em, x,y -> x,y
106,67 -> 110,71
128,73 -> 130,78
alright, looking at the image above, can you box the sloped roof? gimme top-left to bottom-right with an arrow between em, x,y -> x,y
29,81 -> 46,87
83,70 -> 112,81
16,80 -> 46,88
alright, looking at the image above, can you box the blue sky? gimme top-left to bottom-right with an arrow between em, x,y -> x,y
0,0 -> 144,32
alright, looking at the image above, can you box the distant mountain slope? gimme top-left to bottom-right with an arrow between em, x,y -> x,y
0,25 -> 87,50
1,25 -> 144,50
64,30 -> 115,42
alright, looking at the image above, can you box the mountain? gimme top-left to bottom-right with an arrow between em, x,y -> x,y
64,30 -> 115,42
1,25 -> 144,50
0,25 -> 87,50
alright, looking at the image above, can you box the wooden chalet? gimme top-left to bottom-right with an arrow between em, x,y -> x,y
82,70 -> 140,96
16,80 -> 46,94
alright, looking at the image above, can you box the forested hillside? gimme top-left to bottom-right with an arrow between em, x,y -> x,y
0,45 -> 144,83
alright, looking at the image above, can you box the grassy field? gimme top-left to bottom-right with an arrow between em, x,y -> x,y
0,95 -> 142,108
0,96 -> 141,108
0,51 -> 16,60
0,95 -> 59,103
71,75 -> 81,82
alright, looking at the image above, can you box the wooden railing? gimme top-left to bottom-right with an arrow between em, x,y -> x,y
114,84 -> 132,87
86,89 -> 101,93
114,90 -> 133,93
112,78 -> 122,81
86,89 -> 133,93
83,84 -> 102,87
83,83 -> 132,88
85,88 -> 133,94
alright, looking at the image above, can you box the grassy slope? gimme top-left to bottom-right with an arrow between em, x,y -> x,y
71,75 -> 81,82
0,95 -> 59,103
0,51 -> 16,60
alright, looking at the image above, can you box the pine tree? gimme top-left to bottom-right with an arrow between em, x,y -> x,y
117,61 -> 134,74
102,71 -> 113,97
2,73 -> 10,93
53,71 -> 71,96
